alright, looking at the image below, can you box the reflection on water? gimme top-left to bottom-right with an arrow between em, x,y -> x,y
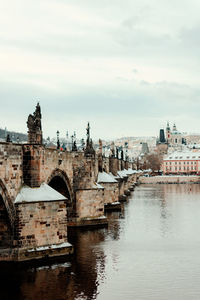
1,184 -> 200,299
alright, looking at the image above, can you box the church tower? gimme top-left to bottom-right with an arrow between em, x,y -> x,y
166,121 -> 171,142
173,123 -> 177,132
156,128 -> 168,156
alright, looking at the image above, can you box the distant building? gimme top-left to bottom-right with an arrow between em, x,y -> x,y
162,151 -> 200,175
156,129 -> 168,156
156,123 -> 189,156
140,142 -> 149,155
166,122 -> 186,150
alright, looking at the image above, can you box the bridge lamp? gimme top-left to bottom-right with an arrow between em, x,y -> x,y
57,130 -> 60,150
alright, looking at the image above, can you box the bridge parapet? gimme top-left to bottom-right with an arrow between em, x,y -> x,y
42,147 -> 74,188
23,144 -> 44,187
0,142 -> 23,215
102,157 -> 109,173
109,157 -> 120,176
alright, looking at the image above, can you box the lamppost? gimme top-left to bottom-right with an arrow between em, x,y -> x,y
57,130 -> 60,150
66,131 -> 69,150
72,131 -> 77,151
81,138 -> 85,150
71,134 -> 74,151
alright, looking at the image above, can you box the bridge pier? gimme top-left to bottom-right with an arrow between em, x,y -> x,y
11,183 -> 73,262
68,185 -> 107,227
97,172 -> 121,212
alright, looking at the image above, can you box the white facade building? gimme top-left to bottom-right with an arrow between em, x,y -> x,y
162,151 -> 200,175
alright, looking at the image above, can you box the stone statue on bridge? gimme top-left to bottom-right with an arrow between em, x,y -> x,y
116,147 -> 119,159
6,134 -> 11,143
110,141 -> 115,157
72,140 -> 77,151
121,149 -> 124,161
27,102 -> 43,144
84,122 -> 95,157
99,139 -> 103,155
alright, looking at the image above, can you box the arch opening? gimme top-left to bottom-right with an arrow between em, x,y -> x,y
0,195 -> 12,248
48,176 -> 71,200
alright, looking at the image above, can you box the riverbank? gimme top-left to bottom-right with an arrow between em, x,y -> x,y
139,175 -> 200,184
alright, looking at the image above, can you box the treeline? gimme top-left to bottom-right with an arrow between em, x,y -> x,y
0,128 -> 27,142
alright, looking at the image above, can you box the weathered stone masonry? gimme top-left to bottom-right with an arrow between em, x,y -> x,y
0,104 -> 139,262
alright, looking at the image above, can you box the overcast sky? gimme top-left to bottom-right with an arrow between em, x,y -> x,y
1,0 -> 200,140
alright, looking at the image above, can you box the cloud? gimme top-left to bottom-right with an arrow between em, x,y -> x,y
0,0 -> 200,139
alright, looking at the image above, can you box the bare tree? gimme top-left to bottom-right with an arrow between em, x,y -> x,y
145,153 -> 161,173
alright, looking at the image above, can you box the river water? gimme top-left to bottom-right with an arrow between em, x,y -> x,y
1,184 -> 200,300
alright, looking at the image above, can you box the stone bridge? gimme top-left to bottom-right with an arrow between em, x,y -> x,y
0,104 -> 140,262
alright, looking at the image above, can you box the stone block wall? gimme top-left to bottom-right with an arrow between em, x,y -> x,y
42,148 -> 74,187
128,174 -> 137,185
122,176 -> 129,192
100,182 -> 119,204
23,144 -> 44,187
73,155 -> 97,190
42,149 -> 98,191
0,142 -> 23,202
75,188 -> 105,219
98,154 -> 103,172
102,157 -> 109,173
118,179 -> 125,196
125,161 -> 129,170
15,200 -> 68,249
109,157 -> 119,176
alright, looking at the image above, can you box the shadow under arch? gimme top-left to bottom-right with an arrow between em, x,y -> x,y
0,180 -> 14,248
0,179 -> 15,228
47,169 -> 74,203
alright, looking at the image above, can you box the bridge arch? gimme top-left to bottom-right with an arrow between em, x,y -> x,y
0,180 -> 14,248
47,169 -> 74,202
0,180 -> 15,225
